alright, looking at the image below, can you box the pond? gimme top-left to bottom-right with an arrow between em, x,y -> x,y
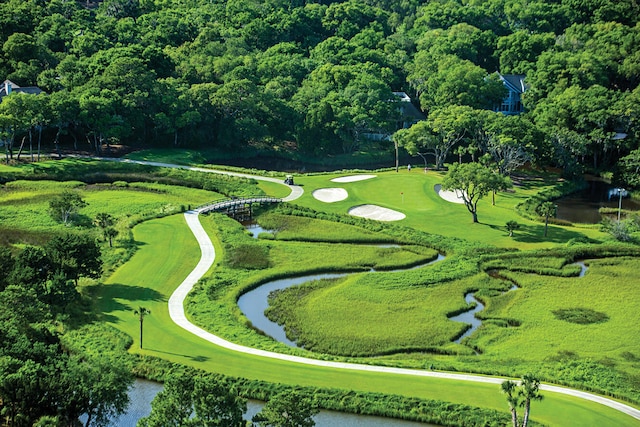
243,221 -> 274,238
104,379 -> 436,426
555,179 -> 639,224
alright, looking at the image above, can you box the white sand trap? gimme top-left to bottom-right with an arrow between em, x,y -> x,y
313,188 -> 348,203
331,174 -> 376,183
434,184 -> 466,204
348,205 -> 406,221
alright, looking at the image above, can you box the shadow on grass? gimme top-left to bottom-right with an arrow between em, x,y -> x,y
94,283 -> 165,324
492,222 -> 601,244
147,348 -> 210,363
0,225 -> 56,246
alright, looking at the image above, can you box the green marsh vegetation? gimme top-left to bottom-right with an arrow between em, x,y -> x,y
184,198 -> 640,406
2,158 -> 640,426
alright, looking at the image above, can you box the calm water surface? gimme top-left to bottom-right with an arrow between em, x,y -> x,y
109,380 -> 436,426
238,255 -> 445,348
555,179 -> 639,224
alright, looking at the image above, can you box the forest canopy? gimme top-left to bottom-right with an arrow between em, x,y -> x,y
0,0 -> 639,180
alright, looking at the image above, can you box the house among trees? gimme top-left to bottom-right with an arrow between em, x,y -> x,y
363,92 -> 425,141
495,74 -> 526,115
0,79 -> 43,102
393,91 -> 426,128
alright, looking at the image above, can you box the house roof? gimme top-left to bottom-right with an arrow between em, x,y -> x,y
0,79 -> 44,100
393,91 -> 425,121
498,74 -> 526,94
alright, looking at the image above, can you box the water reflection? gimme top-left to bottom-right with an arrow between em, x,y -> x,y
245,223 -> 273,238
108,380 -> 436,426
555,179 -> 639,224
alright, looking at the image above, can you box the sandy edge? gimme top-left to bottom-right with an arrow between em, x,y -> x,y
312,188 -> 349,203
331,174 -> 376,183
434,184 -> 466,204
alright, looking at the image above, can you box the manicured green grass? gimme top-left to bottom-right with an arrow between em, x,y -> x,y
124,148 -> 207,165
292,170 -> 605,249
0,180 -> 218,233
256,180 -> 292,199
95,214 -> 640,427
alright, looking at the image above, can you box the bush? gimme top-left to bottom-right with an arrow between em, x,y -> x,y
552,308 -> 609,324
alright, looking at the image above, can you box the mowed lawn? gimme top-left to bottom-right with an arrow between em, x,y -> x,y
96,213 -> 640,427
291,170 -> 604,249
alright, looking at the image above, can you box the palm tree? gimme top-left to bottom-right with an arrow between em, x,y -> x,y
94,212 -> 116,244
501,380 -> 521,427
506,220 -> 520,237
104,226 -> 118,247
520,374 -> 543,427
536,201 -> 556,237
134,306 -> 151,349
94,212 -> 114,229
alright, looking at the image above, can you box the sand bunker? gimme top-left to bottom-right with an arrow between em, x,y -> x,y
348,205 -> 406,221
313,188 -> 348,203
331,174 -> 376,183
434,184 -> 466,204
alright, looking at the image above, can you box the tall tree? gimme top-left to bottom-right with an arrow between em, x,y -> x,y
138,375 -> 247,427
407,54 -> 506,113
46,233 -> 102,286
9,245 -> 51,299
616,148 -> 640,189
133,306 -> 150,349
252,391 -> 318,427
48,190 -> 87,225
59,354 -> 133,427
441,162 -> 512,223
94,212 -> 117,246
501,380 -> 521,427
520,374 -> 543,427
536,201 -> 557,237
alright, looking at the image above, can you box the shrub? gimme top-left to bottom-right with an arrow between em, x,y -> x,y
552,308 -> 609,324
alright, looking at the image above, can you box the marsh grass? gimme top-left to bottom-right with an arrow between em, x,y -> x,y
0,180 -> 218,233
257,213 -> 398,243
5,156 -> 640,421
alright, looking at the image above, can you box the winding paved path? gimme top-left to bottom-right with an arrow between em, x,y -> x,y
94,157 -> 640,422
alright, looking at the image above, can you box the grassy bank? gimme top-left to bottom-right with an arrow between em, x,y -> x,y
93,213 -> 640,426
3,156 -> 639,425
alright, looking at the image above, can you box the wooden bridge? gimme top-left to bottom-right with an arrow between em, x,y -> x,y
195,196 -> 281,221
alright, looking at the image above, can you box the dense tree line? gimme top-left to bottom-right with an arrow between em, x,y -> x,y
0,0 -> 638,181
0,234 -> 135,426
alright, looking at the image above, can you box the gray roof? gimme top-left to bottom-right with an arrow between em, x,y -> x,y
0,79 -> 44,100
393,91 -> 425,121
499,74 -> 526,94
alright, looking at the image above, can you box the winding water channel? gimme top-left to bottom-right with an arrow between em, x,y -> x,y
87,158 -> 640,424
450,262 -> 588,344
239,251 -> 589,350
238,254 -> 445,348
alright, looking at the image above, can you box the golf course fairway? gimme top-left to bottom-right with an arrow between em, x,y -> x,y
98,213 -> 640,427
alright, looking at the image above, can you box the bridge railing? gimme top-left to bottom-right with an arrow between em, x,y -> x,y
195,196 -> 282,213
